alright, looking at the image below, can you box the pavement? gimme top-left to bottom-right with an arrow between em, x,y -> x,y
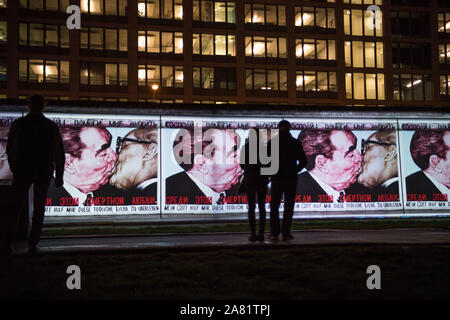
36,228 -> 450,255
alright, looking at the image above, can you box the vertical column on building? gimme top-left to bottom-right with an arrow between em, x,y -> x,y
6,1 -> 18,99
235,0 -> 245,104
383,3 -> 393,106
336,0 -> 346,106
286,0 -> 296,105
430,1 -> 440,107
69,0 -> 80,101
128,0 -> 138,102
183,0 -> 193,103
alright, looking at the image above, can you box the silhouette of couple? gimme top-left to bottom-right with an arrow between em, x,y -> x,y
240,120 -> 307,242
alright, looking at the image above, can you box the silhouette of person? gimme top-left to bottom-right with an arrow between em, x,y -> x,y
240,128 -> 269,242
6,95 -> 65,254
269,120 -> 307,241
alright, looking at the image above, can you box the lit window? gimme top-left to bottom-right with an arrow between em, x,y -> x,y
296,71 -> 336,93
0,21 -> 6,44
138,30 -> 182,54
296,39 -> 335,60
345,41 -> 383,68
138,0 -> 183,20
344,9 -> 383,36
295,7 -> 335,29
346,73 -> 385,100
438,13 -> 450,33
193,33 -> 235,56
245,3 -> 286,26
138,65 -> 183,88
19,59 -> 69,84
245,36 -> 286,59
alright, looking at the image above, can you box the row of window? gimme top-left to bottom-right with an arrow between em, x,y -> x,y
194,1 -> 235,24
345,73 -> 385,100
393,74 -> 432,101
345,41 -> 384,68
19,59 -> 69,83
19,0 -> 69,12
296,71 -> 336,93
295,7 -> 335,29
81,27 -> 127,52
80,62 -> 128,86
19,23 -> 69,48
138,30 -> 183,54
344,9 -> 384,37
13,59 -> 441,102
19,0 -> 127,16
138,65 -> 183,87
137,0 -> 183,20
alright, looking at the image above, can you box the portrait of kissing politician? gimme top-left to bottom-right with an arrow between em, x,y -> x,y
97,127 -> 158,204
296,129 -> 371,203
47,126 -> 118,206
165,127 -> 242,205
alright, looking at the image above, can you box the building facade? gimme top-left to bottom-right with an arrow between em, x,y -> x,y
0,0 -> 449,107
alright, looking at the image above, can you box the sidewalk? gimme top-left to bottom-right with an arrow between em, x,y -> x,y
38,228 -> 450,254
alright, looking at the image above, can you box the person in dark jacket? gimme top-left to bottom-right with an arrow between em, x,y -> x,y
240,128 -> 269,242
269,120 -> 307,241
6,95 -> 65,254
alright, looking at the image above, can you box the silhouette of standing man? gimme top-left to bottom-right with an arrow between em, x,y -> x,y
269,120 -> 307,241
6,95 -> 65,254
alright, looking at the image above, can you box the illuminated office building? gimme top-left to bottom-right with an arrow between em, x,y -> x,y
0,0 -> 449,107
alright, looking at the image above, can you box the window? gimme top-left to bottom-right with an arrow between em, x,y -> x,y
138,0 -> 183,20
295,7 -> 335,29
193,67 -> 236,89
391,11 -> 429,37
439,44 -> 450,64
81,27 -> 127,51
245,36 -> 286,58
19,59 -> 69,84
19,0 -> 69,11
80,62 -> 127,86
345,73 -> 385,100
438,13 -> 450,33
296,39 -> 335,60
138,65 -> 183,87
193,1 -> 235,23
440,75 -> 450,96
245,69 -> 287,91
344,9 -> 383,36
138,31 -> 183,54
296,71 -> 336,92
193,33 -> 235,56
0,58 -> 6,81
345,41 -> 383,68
0,21 -> 6,44
393,74 -> 432,101
81,0 -> 127,16
392,43 -> 430,69
245,3 -> 286,26
19,23 -> 69,48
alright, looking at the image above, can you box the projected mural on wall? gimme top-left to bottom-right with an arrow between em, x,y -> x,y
0,111 -> 448,216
